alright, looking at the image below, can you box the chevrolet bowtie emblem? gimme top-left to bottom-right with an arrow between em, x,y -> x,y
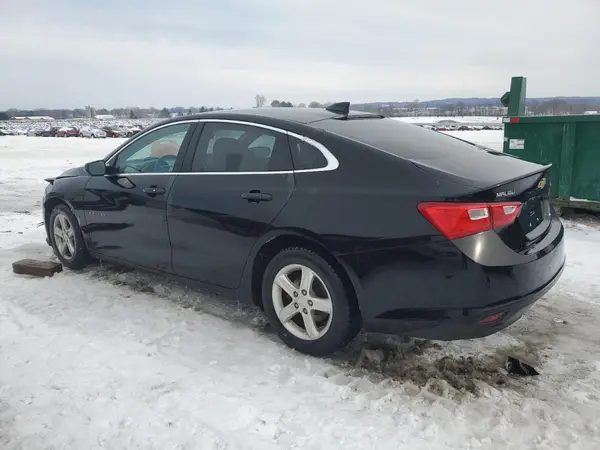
537,177 -> 547,189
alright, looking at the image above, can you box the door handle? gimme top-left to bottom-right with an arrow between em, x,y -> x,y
241,190 -> 272,203
142,186 -> 166,196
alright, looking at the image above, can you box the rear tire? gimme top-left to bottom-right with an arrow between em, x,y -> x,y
261,247 -> 360,356
49,204 -> 90,270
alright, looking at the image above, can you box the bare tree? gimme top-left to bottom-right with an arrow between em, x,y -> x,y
255,94 -> 267,108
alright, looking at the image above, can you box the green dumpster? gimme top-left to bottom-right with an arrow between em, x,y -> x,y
502,77 -> 600,212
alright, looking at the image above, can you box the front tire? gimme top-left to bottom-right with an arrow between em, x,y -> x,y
49,204 -> 89,270
261,247 -> 360,356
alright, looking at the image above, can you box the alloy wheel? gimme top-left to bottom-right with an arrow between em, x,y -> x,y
272,263 -> 334,341
53,213 -> 76,260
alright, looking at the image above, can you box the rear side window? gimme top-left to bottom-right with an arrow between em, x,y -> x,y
289,136 -> 327,170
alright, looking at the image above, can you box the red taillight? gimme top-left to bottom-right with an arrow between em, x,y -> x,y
417,202 -> 490,240
418,201 -> 522,240
479,312 -> 504,324
489,202 -> 521,228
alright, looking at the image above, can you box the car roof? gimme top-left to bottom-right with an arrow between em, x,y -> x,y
165,107 -> 381,125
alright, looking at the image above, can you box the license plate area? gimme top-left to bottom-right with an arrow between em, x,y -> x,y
523,198 -> 552,242
520,197 -> 543,233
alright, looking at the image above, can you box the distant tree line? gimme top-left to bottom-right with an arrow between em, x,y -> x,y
351,98 -> 600,117
526,98 -> 598,115
252,94 -> 598,117
3,95 -> 599,121
254,94 -> 332,110
1,105 -> 227,120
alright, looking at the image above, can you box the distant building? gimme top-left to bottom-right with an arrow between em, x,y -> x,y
95,114 -> 115,120
584,110 -> 599,115
85,106 -> 96,119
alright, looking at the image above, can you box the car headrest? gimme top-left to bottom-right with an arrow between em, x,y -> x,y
212,137 -> 243,171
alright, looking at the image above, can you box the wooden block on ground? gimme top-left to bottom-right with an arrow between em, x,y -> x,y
12,259 -> 63,278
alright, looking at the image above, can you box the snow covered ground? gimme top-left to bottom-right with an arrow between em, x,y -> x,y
442,130 -> 504,152
393,116 -> 504,125
1,136 -> 600,449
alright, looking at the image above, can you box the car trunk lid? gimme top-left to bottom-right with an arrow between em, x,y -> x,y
472,169 -> 552,253
433,163 -> 552,253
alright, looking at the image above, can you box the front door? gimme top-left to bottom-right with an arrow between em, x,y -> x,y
83,122 -> 195,271
167,121 -> 295,288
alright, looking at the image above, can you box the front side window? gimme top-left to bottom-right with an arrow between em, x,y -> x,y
191,122 -> 292,172
113,123 -> 191,173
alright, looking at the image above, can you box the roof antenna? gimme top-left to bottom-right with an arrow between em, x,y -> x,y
326,102 -> 350,116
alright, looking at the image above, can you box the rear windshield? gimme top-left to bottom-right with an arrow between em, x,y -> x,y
312,117 -> 548,188
312,117 -> 490,161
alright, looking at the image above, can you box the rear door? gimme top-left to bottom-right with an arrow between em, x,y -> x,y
167,120 -> 295,288
83,121 -> 196,270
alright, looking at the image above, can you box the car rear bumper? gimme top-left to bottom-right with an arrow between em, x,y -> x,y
362,258 -> 564,339
342,214 -> 565,341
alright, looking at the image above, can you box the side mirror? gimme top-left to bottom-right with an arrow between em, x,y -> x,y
85,159 -> 107,176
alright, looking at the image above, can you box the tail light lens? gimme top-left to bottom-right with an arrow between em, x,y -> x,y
490,203 -> 521,228
418,201 -> 522,240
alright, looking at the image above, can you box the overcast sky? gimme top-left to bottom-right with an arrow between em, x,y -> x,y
0,0 -> 598,109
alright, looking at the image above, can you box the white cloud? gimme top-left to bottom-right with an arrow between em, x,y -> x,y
0,0 -> 598,108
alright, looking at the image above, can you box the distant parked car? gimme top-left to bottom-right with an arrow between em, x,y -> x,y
56,127 -> 79,137
42,105 -> 565,356
127,125 -> 144,136
39,127 -> 60,137
79,126 -> 107,138
118,126 -> 137,136
102,126 -> 127,138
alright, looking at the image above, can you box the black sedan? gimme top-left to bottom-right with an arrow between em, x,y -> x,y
42,104 -> 565,356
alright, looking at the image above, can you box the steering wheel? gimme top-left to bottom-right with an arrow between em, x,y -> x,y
154,154 -> 177,172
